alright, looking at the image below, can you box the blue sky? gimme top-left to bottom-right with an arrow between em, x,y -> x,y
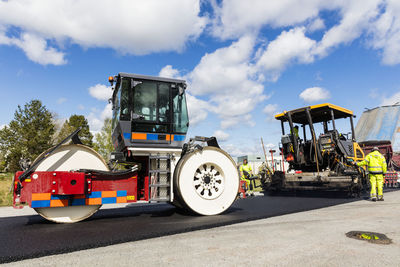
1,0 -> 400,156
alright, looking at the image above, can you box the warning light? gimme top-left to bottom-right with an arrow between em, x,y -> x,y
108,76 -> 114,86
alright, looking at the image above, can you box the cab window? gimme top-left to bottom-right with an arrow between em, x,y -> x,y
172,88 -> 189,133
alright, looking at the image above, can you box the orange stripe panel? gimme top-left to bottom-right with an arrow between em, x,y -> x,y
117,197 -> 127,203
50,199 -> 69,207
166,134 -> 171,141
102,191 -> 117,198
32,193 -> 51,201
86,198 -> 102,205
170,135 -> 174,141
132,133 -> 147,140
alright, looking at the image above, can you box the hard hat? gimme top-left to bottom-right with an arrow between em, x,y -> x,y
372,147 -> 379,152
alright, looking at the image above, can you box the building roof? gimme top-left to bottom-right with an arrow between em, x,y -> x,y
355,104 -> 400,151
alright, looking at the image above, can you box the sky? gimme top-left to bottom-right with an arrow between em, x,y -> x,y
0,0 -> 400,157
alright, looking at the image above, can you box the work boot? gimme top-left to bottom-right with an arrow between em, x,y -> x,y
378,196 -> 384,201
371,197 -> 377,202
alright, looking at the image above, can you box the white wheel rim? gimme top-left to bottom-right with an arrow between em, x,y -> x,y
175,147 -> 239,215
193,163 -> 225,200
32,144 -> 108,223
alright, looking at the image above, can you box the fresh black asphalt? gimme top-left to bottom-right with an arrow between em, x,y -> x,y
0,190 -> 395,263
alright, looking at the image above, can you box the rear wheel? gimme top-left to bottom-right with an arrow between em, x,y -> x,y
173,147 -> 239,215
33,144 -> 109,223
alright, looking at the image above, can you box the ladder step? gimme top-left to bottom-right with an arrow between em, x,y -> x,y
149,198 -> 170,202
149,155 -> 170,160
149,170 -> 170,174
150,184 -> 170,187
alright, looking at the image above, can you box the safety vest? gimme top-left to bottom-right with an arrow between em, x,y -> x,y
240,164 -> 252,178
291,127 -> 299,138
357,151 -> 387,174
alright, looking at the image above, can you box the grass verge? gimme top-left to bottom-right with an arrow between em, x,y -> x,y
0,173 -> 13,206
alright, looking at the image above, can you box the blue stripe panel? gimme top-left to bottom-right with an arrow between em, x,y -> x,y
51,195 -> 69,200
117,190 -> 127,197
102,197 -> 117,204
31,200 -> 50,208
123,132 -> 131,139
70,198 -> 86,206
174,135 -> 185,141
87,191 -> 102,198
147,134 -> 158,140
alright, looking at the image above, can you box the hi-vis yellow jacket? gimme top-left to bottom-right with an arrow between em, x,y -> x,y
240,164 -> 252,178
357,150 -> 387,174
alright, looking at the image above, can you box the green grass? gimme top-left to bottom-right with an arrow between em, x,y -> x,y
0,173 -> 13,206
253,179 -> 263,192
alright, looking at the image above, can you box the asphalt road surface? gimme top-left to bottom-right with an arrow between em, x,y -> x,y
0,190 -> 394,263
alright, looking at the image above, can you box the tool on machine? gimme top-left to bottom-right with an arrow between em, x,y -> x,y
12,73 -> 239,223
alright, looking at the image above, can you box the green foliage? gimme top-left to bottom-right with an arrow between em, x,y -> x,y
93,118 -> 114,160
56,115 -> 93,146
0,100 -> 55,172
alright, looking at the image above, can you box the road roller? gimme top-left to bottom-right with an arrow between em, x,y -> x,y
13,73 -> 239,223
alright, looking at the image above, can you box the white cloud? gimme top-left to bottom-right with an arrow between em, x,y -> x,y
263,104 -> 278,121
314,0 -> 381,58
212,0 -> 400,67
87,103 -> 112,132
381,91 -> 400,106
0,0 -> 207,64
159,65 -> 181,79
211,0 -> 327,39
188,35 -> 266,128
213,130 -> 230,141
299,87 -> 330,103
186,93 -> 210,127
57,97 -> 67,104
0,32 -> 66,65
308,17 -> 325,32
368,0 -> 400,65
89,84 -> 112,101
256,27 -> 317,81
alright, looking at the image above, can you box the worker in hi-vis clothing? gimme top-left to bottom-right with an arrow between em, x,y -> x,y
291,125 -> 299,139
356,147 -> 387,201
240,159 -> 254,196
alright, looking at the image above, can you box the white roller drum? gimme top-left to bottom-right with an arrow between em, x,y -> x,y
174,146 -> 239,215
33,144 -> 109,223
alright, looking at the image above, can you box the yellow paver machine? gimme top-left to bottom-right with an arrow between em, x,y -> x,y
263,103 -> 367,196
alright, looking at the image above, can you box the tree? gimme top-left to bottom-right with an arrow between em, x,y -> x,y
56,115 -> 93,147
0,100 -> 55,172
93,118 -> 113,160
